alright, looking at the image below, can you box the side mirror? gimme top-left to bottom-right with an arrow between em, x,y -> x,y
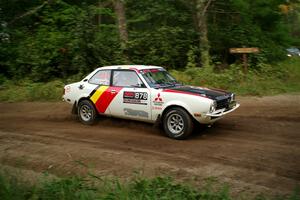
141,83 -> 146,88
131,83 -> 146,88
83,79 -> 88,82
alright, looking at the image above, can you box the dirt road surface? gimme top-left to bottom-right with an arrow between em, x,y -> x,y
0,95 -> 299,197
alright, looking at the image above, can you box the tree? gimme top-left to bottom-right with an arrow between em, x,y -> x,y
207,0 -> 291,66
113,0 -> 129,62
113,0 -> 128,44
193,0 -> 213,68
126,0 -> 197,68
0,0 -> 296,81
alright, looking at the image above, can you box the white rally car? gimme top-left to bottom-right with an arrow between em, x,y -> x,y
63,65 -> 240,139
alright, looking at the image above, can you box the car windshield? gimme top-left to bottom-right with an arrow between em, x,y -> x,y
140,68 -> 181,88
287,47 -> 300,53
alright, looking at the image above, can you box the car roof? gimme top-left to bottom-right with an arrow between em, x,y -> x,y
95,65 -> 163,71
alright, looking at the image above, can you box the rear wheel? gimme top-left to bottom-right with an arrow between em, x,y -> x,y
163,107 -> 194,139
78,100 -> 97,125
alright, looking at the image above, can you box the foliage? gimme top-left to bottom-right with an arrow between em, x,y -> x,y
172,57 -> 300,96
126,0 -> 197,69
207,0 -> 293,66
9,1 -> 124,81
0,0 -> 299,82
0,80 -> 64,102
0,58 -> 299,102
0,170 -> 299,200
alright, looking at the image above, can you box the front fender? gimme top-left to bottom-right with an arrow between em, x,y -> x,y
159,94 -> 213,123
162,100 -> 194,118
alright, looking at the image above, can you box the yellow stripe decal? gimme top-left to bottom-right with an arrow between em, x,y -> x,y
90,86 -> 109,104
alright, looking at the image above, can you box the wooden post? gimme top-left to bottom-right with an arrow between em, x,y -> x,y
242,53 -> 247,74
229,47 -> 259,74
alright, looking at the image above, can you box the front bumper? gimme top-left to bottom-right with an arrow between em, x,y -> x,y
206,103 -> 240,117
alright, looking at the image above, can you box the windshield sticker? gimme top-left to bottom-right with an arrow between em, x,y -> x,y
124,108 -> 149,118
123,91 -> 148,105
150,69 -> 159,73
139,68 -> 165,74
140,69 -> 150,73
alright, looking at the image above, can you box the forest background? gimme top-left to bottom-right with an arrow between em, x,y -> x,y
1,1 -> 300,199
0,0 -> 300,101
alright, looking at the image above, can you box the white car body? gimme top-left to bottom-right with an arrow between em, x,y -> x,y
63,65 -> 240,139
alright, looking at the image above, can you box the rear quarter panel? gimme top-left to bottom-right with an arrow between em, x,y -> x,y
63,82 -> 98,105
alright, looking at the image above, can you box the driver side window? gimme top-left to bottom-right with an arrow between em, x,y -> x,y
112,70 -> 144,87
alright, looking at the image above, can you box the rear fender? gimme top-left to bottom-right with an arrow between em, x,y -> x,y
73,93 -> 93,114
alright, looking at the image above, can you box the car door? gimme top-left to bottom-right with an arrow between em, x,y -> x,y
108,70 -> 152,121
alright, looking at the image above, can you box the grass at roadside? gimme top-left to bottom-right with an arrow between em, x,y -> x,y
0,171 -> 299,200
171,57 -> 300,96
0,80 -> 64,102
0,58 -> 299,102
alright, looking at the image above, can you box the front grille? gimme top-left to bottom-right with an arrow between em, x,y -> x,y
216,97 -> 231,110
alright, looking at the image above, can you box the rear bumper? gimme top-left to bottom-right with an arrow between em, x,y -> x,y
206,103 -> 240,117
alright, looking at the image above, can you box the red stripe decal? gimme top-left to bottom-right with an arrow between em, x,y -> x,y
95,87 -> 123,113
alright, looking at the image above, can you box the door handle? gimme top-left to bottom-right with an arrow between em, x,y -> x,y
111,90 -> 116,94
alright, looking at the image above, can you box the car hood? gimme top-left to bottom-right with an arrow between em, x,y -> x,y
164,86 -> 232,100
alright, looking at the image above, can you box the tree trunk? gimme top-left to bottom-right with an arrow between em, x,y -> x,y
113,0 -> 128,45
97,1 -> 102,26
194,0 -> 212,68
113,0 -> 129,62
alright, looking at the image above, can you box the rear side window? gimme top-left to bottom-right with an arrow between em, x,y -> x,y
89,70 -> 111,85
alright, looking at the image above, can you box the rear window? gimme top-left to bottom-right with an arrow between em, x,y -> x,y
89,70 -> 111,85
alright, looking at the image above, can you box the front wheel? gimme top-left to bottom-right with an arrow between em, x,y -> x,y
163,107 -> 194,139
78,100 -> 97,125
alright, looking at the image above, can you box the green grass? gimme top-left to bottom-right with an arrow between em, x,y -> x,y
0,171 -> 299,200
171,57 -> 300,96
0,80 -> 64,102
0,58 -> 300,102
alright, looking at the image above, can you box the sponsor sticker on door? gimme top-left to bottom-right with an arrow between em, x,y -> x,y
123,91 -> 148,105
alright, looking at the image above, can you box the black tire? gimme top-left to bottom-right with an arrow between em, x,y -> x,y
163,107 -> 194,139
77,100 -> 97,125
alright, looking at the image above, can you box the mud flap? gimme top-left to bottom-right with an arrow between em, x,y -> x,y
71,101 -> 78,115
153,114 -> 161,128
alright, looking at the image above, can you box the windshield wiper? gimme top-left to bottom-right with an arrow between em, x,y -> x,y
152,80 -> 181,89
163,81 -> 182,88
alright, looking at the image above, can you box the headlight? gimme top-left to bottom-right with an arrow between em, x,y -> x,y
231,93 -> 235,101
210,100 -> 217,113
